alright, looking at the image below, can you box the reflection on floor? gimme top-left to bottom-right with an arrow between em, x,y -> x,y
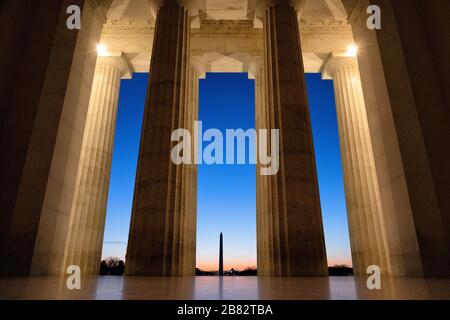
0,276 -> 449,300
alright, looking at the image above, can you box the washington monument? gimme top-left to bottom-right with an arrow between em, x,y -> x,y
219,232 -> 223,276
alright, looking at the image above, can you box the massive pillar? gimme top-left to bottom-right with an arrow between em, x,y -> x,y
322,54 -> 390,275
0,0 -> 105,276
260,1 -> 328,276
347,0 -> 450,276
0,1 -> 74,275
126,0 -> 196,276
63,53 -> 132,275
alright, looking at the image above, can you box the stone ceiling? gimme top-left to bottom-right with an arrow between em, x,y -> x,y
99,0 -> 351,25
97,0 -> 355,74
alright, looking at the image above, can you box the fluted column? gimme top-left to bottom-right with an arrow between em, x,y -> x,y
176,60 -> 203,275
263,1 -> 328,276
64,53 -> 132,275
348,0 -> 450,277
0,0 -> 105,276
251,57 -> 274,276
126,1 -> 192,276
323,54 -> 390,275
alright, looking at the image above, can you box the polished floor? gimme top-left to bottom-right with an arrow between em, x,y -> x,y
0,276 -> 449,300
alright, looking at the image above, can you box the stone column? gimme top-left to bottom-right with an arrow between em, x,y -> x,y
322,54 -> 390,275
348,0 -> 450,276
126,0 -> 193,276
63,53 -> 132,275
263,1 -> 328,276
0,0 -> 105,276
0,0 -> 76,276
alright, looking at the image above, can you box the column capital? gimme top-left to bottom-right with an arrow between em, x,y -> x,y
149,0 -> 189,9
321,53 -> 358,80
254,0 -> 305,27
190,57 -> 206,79
97,52 -> 134,79
249,56 -> 265,67
255,0 -> 305,16
148,0 -> 190,18
248,57 -> 265,79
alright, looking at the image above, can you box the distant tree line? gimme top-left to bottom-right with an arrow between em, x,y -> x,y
100,257 -> 125,275
328,265 -> 353,276
196,265 -> 353,276
97,261 -> 352,276
196,266 -> 257,276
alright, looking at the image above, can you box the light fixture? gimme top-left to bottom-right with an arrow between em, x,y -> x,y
346,45 -> 358,57
96,44 -> 108,56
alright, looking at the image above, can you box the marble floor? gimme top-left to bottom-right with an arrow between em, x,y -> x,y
0,276 -> 449,300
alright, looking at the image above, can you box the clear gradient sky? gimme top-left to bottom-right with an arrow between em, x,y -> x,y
101,72 -> 352,270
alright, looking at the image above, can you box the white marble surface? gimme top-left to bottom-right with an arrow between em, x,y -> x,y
0,276 -> 449,300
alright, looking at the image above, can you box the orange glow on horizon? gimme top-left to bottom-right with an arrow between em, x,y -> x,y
327,259 -> 352,268
197,259 -> 353,271
197,262 -> 256,272
197,256 -> 256,271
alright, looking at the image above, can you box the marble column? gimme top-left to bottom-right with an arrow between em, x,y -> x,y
262,1 -> 328,276
348,0 -> 450,276
126,1 -> 194,276
322,54 -> 390,275
1,0 -> 105,276
0,0 -> 76,276
63,53 -> 132,275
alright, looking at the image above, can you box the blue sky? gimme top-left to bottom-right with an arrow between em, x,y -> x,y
101,72 -> 352,269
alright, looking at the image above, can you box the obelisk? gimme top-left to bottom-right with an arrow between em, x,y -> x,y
219,232 -> 223,276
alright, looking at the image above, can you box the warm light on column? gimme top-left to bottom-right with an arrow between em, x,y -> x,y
96,44 -> 108,56
346,45 -> 358,57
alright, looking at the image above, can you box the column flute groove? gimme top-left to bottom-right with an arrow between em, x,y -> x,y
126,1 -> 195,276
323,54 -> 391,275
63,54 -> 132,275
261,1 -> 328,276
